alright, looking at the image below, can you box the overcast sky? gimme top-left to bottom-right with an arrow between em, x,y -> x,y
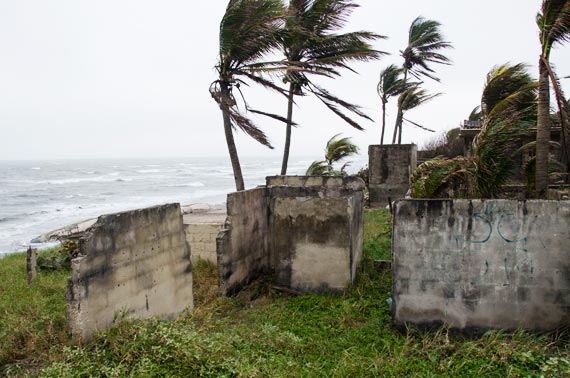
0,0 -> 569,161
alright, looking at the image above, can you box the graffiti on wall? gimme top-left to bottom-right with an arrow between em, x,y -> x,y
453,202 -> 533,286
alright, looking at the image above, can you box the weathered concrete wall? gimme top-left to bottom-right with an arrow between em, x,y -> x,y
369,144 -> 417,207
268,176 -> 364,293
217,187 -> 270,295
392,199 -> 570,332
217,176 -> 364,295
185,223 -> 223,264
66,204 -> 193,342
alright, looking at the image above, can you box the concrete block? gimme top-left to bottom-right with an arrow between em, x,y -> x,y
392,199 -> 570,332
369,144 -> 417,207
66,203 -> 192,342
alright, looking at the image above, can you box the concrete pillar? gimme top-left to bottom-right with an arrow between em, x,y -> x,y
368,144 -> 417,208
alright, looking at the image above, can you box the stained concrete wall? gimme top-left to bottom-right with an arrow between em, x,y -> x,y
66,204 -> 193,342
217,176 -> 364,295
369,144 -> 417,207
268,176 -> 364,293
185,223 -> 223,264
392,199 -> 570,332
217,187 -> 270,295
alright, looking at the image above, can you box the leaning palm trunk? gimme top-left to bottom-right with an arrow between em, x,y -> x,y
380,101 -> 387,144
392,70 -> 408,144
535,59 -> 551,198
221,83 -> 245,191
280,83 -> 296,175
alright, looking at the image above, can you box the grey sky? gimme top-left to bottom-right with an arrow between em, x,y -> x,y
0,0 -> 568,161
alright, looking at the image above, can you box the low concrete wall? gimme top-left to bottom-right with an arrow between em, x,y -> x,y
217,187 -> 270,295
185,223 -> 223,264
369,144 -> 417,208
218,176 -> 364,295
66,204 -> 193,342
392,199 -> 570,332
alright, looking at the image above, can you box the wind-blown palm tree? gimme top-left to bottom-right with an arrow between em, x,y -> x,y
211,0 -> 286,191
279,0 -> 384,175
393,16 -> 452,143
377,65 -> 408,145
411,63 -> 537,199
392,85 -> 440,144
306,133 -> 358,176
535,0 -> 570,198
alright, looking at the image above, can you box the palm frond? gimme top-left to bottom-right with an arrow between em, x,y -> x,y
306,160 -> 329,175
401,16 -> 453,82
398,85 -> 441,112
403,118 -> 436,132
325,133 -> 359,165
377,64 -> 408,103
539,0 -> 570,56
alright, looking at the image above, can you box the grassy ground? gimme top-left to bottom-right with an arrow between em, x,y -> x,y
1,209 -> 570,377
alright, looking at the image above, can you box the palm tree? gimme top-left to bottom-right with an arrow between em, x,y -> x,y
391,85 -> 440,144
535,0 -> 570,198
411,63 -> 537,199
279,0 -> 384,175
211,0 -> 286,191
377,65 -> 408,145
393,16 -> 452,144
306,134 -> 358,176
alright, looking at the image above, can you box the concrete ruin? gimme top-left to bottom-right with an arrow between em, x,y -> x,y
217,176 -> 365,295
392,199 -> 570,332
66,203 -> 193,342
369,144 -> 417,208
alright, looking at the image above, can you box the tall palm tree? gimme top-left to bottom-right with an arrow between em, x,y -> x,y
535,0 -> 570,198
392,85 -> 440,144
306,133 -> 358,176
393,16 -> 452,144
377,65 -> 408,145
211,0 -> 286,191
279,0 -> 384,175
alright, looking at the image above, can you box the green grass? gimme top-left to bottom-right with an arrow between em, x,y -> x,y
364,208 -> 392,260
0,248 -> 70,375
2,209 -> 570,377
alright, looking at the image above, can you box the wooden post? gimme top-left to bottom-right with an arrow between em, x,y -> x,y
27,246 -> 37,284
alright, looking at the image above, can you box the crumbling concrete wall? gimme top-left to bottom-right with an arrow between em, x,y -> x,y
392,199 -> 570,332
217,176 -> 364,295
66,204 -> 193,342
268,176 -> 364,293
217,188 -> 270,295
369,144 -> 417,208
185,223 -> 223,264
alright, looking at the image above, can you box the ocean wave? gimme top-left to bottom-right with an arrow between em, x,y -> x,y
136,169 -> 162,174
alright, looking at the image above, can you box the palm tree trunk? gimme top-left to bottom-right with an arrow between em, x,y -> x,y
280,83 -> 296,175
535,57 -> 551,198
392,109 -> 403,144
380,101 -> 386,145
221,83 -> 245,191
393,70 -> 408,144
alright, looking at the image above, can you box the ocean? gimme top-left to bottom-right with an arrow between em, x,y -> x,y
0,155 -> 367,255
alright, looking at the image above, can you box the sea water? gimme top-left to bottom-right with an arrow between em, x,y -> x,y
0,155 -> 367,254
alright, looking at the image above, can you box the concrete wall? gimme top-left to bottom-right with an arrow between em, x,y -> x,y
369,144 -> 417,207
217,176 -> 364,295
392,199 -> 570,332
66,204 -> 193,342
217,187 -> 270,295
185,223 -> 223,264
269,176 -> 364,293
